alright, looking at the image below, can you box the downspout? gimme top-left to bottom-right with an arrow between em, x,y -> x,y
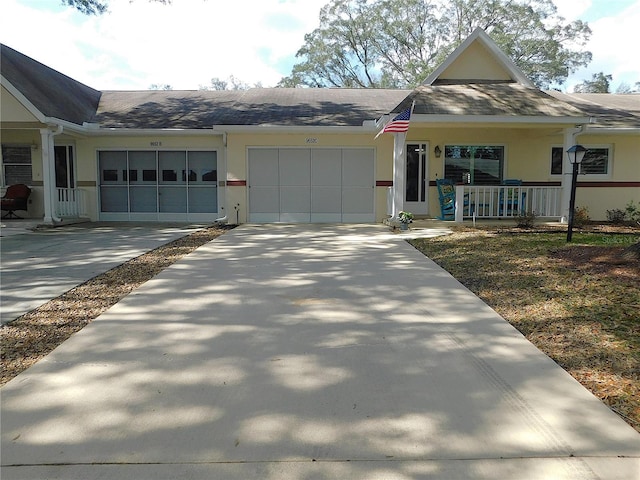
40,124 -> 63,224
213,128 -> 228,224
560,125 -> 585,223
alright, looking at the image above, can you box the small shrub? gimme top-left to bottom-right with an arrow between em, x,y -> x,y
625,200 -> 640,224
515,210 -> 537,229
573,206 -> 590,226
607,208 -> 627,224
398,211 -> 414,224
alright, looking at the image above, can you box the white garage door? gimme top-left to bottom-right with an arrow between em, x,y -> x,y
248,148 -> 375,223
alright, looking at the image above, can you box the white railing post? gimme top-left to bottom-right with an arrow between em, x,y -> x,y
455,185 -> 465,222
448,185 -> 562,221
55,188 -> 86,218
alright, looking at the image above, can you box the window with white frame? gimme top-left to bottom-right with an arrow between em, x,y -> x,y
1,144 -> 32,185
444,145 -> 504,185
551,146 -> 611,176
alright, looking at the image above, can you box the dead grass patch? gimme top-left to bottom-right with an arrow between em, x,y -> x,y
410,226 -> 640,432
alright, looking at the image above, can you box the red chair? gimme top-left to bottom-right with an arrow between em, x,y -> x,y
1,184 -> 31,219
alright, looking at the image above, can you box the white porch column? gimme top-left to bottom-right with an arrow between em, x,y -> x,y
40,126 -> 63,224
391,132 -> 407,221
560,126 -> 584,223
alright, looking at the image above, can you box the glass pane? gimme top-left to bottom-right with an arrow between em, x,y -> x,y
159,186 -> 187,212
69,146 -> 75,187
473,146 -> 503,185
405,144 -> 420,202
188,151 -> 217,183
551,147 -> 563,175
1,145 -> 31,164
582,148 -> 608,174
159,151 -> 186,185
99,151 -> 127,184
54,146 -> 68,188
130,186 -> 157,212
4,165 -> 32,185
444,145 -> 471,184
129,151 -> 156,184
444,145 -> 503,185
188,186 -> 217,212
2,145 -> 32,184
100,186 -> 128,212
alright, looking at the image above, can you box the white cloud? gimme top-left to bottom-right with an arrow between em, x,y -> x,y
1,0 -> 327,89
2,0 -> 638,92
553,0 -> 640,91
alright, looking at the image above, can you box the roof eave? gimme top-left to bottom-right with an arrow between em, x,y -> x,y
212,124 -> 378,133
87,127 -> 224,136
410,114 -> 592,125
584,126 -> 640,134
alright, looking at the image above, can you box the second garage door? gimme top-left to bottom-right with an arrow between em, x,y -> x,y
248,148 -> 375,223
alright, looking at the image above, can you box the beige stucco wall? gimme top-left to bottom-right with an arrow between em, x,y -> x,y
225,131 -> 394,223
439,42 -> 512,82
2,123 -> 637,223
1,86 -> 40,123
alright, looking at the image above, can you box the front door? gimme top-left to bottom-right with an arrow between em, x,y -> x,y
405,142 -> 429,214
54,145 -> 75,189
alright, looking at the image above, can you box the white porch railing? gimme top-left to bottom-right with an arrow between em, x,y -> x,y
455,185 -> 563,222
55,188 -> 87,218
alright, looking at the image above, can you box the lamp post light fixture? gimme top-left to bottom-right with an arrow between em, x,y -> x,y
566,144 -> 587,242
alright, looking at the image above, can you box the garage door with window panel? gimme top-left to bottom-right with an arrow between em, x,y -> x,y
248,148 -> 375,223
98,150 -> 218,221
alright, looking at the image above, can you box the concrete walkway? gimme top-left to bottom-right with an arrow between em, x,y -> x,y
1,222 -> 205,323
2,224 -> 639,479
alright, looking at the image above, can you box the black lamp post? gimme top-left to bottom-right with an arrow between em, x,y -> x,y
566,144 -> 587,242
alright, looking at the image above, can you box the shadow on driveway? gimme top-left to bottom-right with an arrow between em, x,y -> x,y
2,225 -> 639,479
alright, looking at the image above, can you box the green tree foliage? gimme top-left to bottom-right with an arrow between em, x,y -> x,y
615,81 -> 640,94
279,0 -> 592,89
573,72 -> 612,93
149,84 -> 173,90
62,0 -> 169,15
198,76 -> 262,91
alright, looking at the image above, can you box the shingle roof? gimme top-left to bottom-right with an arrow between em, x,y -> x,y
1,43 -> 101,125
545,91 -> 640,128
3,43 -> 639,130
94,88 -> 410,128
393,83 -> 588,118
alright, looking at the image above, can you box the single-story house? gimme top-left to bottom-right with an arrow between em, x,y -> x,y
1,29 -> 638,225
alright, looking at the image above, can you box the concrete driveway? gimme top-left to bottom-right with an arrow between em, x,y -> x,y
1,222 -> 204,323
2,224 -> 639,479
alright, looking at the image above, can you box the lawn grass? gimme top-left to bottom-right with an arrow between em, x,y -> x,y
409,229 -> 640,432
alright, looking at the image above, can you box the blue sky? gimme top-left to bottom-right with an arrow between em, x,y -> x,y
1,0 -> 638,91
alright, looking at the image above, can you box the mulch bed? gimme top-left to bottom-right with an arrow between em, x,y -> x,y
0,225 -> 232,386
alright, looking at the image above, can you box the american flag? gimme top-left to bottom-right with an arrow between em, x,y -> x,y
376,107 -> 412,138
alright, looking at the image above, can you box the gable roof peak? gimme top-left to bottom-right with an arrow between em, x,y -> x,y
423,27 -> 534,88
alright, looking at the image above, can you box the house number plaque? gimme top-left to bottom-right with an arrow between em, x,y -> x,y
150,141 -> 162,147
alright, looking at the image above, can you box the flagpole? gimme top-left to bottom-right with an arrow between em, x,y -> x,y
375,100 -> 415,224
